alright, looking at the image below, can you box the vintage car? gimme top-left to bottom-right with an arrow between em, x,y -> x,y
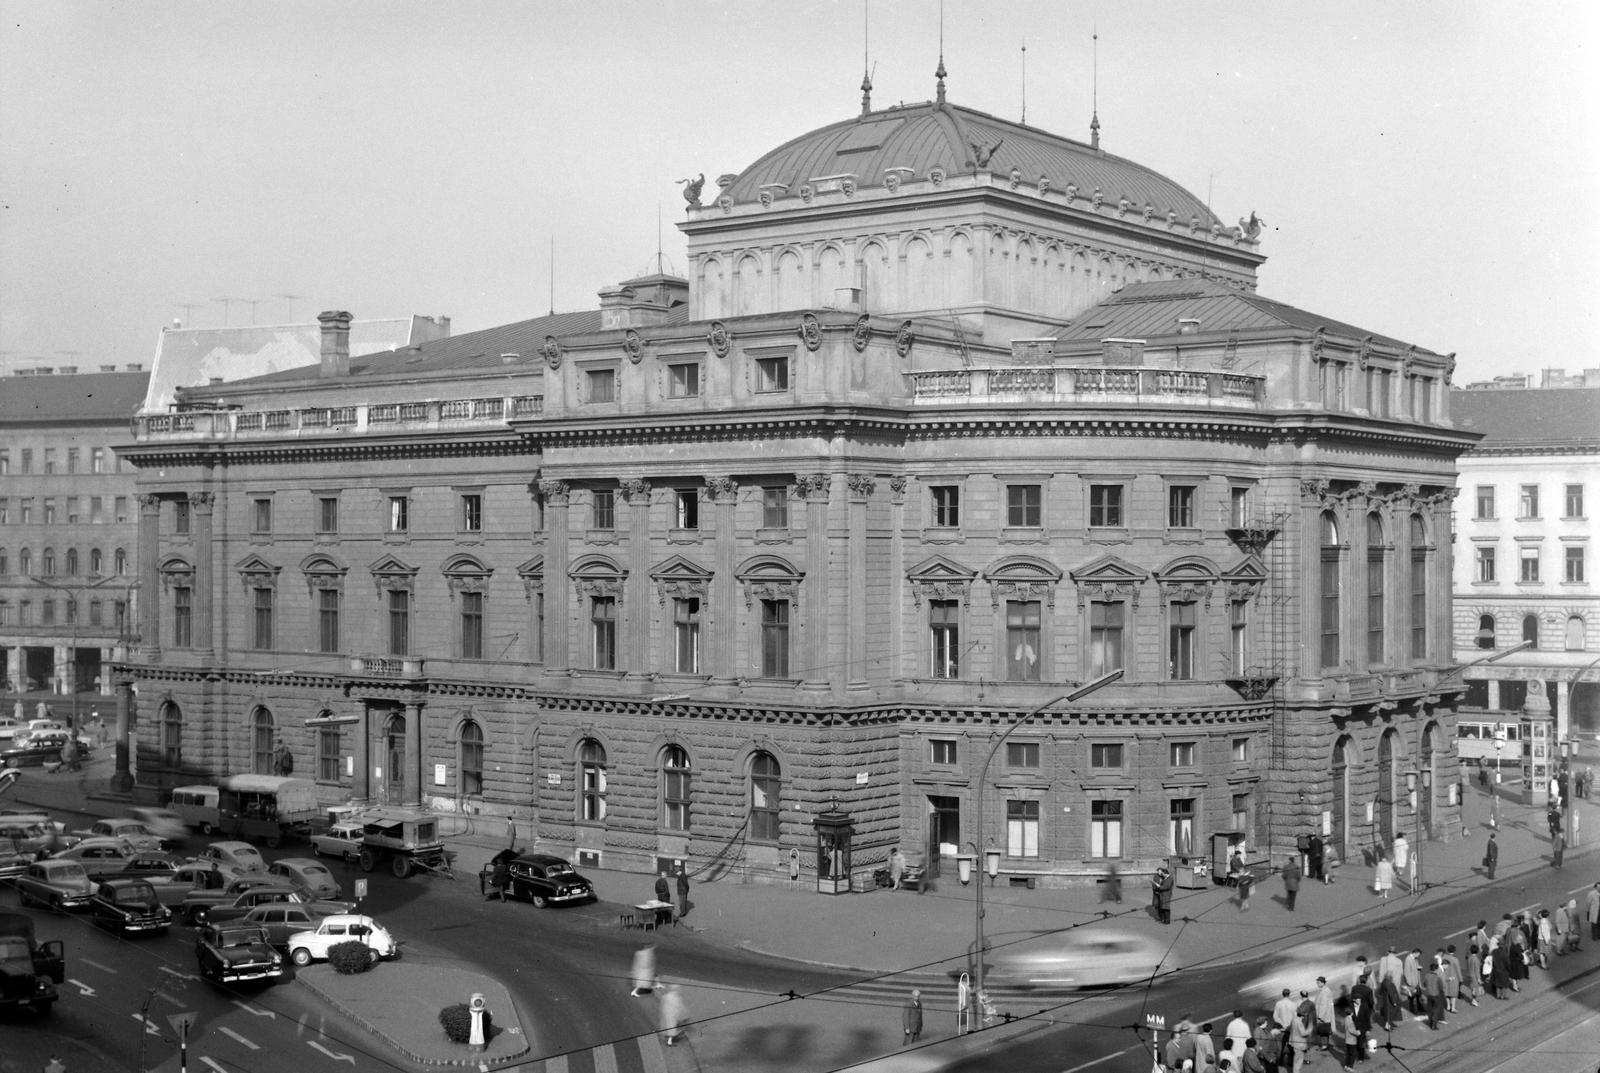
0,819 -> 76,858
179,873 -> 298,924
204,885 -> 351,927
48,838 -> 140,870
195,923 -> 284,985
13,720 -> 67,743
477,852 -> 596,908
129,807 -> 188,842
232,903 -> 326,948
153,861 -> 240,908
15,860 -> 93,911
0,735 -> 66,767
309,822 -> 365,862
0,837 -> 33,881
90,878 -> 173,937
193,841 -> 266,873
965,928 -> 1175,990
73,819 -> 165,854
0,717 -> 27,742
287,914 -> 397,967
85,854 -> 185,884
267,857 -> 343,900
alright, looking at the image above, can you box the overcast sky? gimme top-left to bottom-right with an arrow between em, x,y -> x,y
2,0 -> 1595,386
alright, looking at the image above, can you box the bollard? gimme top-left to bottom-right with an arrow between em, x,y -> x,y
468,992 -> 487,1051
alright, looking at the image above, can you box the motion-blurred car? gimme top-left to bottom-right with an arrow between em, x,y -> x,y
268,857 -> 343,900
1241,939 -> 1366,1003
195,923 -> 284,985
308,821 -> 364,862
476,853 -> 595,908
287,914 -> 397,967
0,819 -> 76,858
13,720 -> 66,743
129,807 -> 188,842
15,860 -> 93,911
90,878 -> 173,937
193,841 -> 266,873
0,837 -> 32,880
968,928 -> 1176,990
0,717 -> 27,742
72,819 -> 164,854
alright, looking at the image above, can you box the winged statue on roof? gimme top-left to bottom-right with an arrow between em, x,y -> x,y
678,173 -> 705,207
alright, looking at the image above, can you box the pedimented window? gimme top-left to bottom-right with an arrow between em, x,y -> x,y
571,554 -> 627,603
1153,555 -> 1220,609
907,554 -> 978,606
984,555 -> 1064,610
442,553 -> 493,595
157,553 -> 195,591
1069,554 -> 1148,611
735,555 -> 803,610
368,552 -> 419,594
516,555 -> 544,599
1221,555 -> 1267,603
302,553 -> 349,595
235,553 -> 282,592
651,554 -> 714,607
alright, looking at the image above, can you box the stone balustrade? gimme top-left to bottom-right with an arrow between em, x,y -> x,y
905,366 -> 1265,408
134,396 -> 544,441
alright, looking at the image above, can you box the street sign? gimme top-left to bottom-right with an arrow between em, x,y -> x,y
1494,725 -> 1508,741
168,1011 -> 198,1037
354,878 -> 368,900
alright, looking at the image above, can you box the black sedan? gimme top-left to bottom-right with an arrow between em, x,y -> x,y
90,878 -> 173,937
0,739 -> 64,767
479,851 -> 596,908
195,923 -> 284,985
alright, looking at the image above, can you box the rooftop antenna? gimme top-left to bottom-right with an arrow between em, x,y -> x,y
655,201 -> 664,274
1021,37 -> 1027,124
1090,27 -> 1101,150
243,298 -> 260,325
860,0 -> 872,115
210,297 -> 239,326
173,303 -> 198,325
277,294 -> 306,322
935,0 -> 947,105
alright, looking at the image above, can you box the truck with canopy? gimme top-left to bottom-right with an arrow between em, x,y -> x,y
216,775 -> 320,848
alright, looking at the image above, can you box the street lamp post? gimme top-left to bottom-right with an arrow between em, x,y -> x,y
29,572 -> 117,740
964,669 -> 1122,1027
1405,766 -> 1431,893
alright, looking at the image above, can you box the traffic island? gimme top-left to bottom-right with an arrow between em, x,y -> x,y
295,962 -> 531,1067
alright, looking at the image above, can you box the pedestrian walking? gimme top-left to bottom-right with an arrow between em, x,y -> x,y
1489,939 -> 1511,999
1391,833 -> 1409,891
1483,832 -> 1498,880
1401,949 -> 1422,1013
630,943 -> 657,996
1537,910 -> 1555,967
1237,866 -> 1254,912
1282,857 -> 1301,911
1337,1001 -> 1359,1070
658,983 -> 687,1047
1312,978 -> 1334,1052
1153,864 -> 1175,925
1552,829 -> 1566,869
1193,1023 -> 1216,1072
1554,904 -> 1570,956
676,866 -> 691,920
901,988 -> 923,1044
1464,943 -> 1483,1006
1308,833 -> 1325,883
1374,974 -> 1401,1032
1441,947 -> 1461,1014
1421,960 -> 1445,1029
1373,854 -> 1394,899
889,849 -> 905,890
1509,924 -> 1530,991
1376,946 -> 1403,988
1102,861 -> 1123,903
1565,898 -> 1582,952
1284,1001 -> 1310,1073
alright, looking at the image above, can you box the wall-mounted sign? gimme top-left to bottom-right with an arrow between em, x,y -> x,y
434,764 -> 447,786
855,772 -> 869,785
546,772 -> 560,785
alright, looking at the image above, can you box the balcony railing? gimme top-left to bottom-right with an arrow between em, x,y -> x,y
134,396 -> 543,441
352,655 -> 425,678
906,366 -> 1265,409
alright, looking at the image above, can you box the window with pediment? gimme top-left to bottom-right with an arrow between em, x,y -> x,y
1071,555 -> 1149,679
909,556 -> 977,680
442,555 -> 493,660
735,555 -> 803,611
517,556 -> 544,664
1154,557 -> 1218,682
302,555 -> 348,654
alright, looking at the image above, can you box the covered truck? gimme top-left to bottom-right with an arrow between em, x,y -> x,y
0,913 -> 65,1016
216,775 -> 320,848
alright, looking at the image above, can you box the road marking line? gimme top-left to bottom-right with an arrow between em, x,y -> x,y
200,1059 -> 231,1073
593,1042 -> 620,1073
1061,1048 -> 1135,1073
220,1026 -> 259,1050
66,978 -> 96,996
545,1055 -> 569,1073
132,1013 -> 161,1036
156,990 -> 184,1006
160,966 -> 200,981
308,1040 -> 356,1063
233,999 -> 276,1018
80,958 -> 117,974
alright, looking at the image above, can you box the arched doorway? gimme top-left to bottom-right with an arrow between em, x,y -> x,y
251,708 -> 274,775
1378,729 -> 1398,847
1332,735 -> 1353,857
1421,722 -> 1440,839
385,714 -> 407,805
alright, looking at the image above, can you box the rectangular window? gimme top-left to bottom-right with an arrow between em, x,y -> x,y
0,498 -> 6,524
1090,743 -> 1123,769
1090,800 -> 1123,858
317,588 -> 340,653
1520,547 -> 1540,583
460,493 -> 483,532
586,368 -> 616,403
1476,486 -> 1495,519
92,448 -> 105,474
64,598 -> 76,625
89,600 -> 103,627
675,490 -> 699,529
317,496 -> 339,534
668,362 -> 700,398
67,448 -> 79,473
20,449 -> 32,474
1089,600 -> 1124,676
173,587 -> 193,647
1520,484 -> 1540,519
18,600 -> 31,626
44,448 -> 56,474
591,596 -> 617,670
1230,600 -> 1248,674
42,599 -> 55,626
1006,800 -> 1040,858
66,496 -> 79,523
930,599 -> 960,678
1006,599 -> 1042,681
388,495 -> 408,532
761,487 -> 789,529
252,587 -> 274,650
663,757 -> 691,832
43,499 -> 56,525
1007,484 -> 1042,528
173,499 -> 190,535
1367,550 -> 1385,667
1006,741 -> 1041,769
532,591 -> 545,662
930,739 -> 957,766
1567,546 -> 1586,583
674,597 -> 701,673
755,355 -> 790,392
1231,738 -> 1250,762
387,590 -> 410,655
1567,485 -> 1585,518
20,498 -> 31,524
1168,485 -> 1195,528
1170,741 -> 1196,767
0,450 -> 8,474
760,598 -> 790,677
114,601 -> 126,632
90,496 -> 103,524
1169,798 -> 1196,855
318,729 -> 341,782
1169,601 -> 1196,680
460,591 -> 484,659
1090,484 -> 1123,527
1409,550 -> 1427,659
1320,550 -> 1341,669
591,489 -> 614,530
1476,546 -> 1496,582
931,485 -> 961,527
1232,793 -> 1251,836
1230,486 -> 1250,528
114,496 -> 128,523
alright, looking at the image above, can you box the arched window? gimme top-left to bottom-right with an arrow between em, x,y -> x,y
662,745 -> 691,831
1366,514 -> 1386,668
114,548 -> 127,575
579,740 -> 607,822
42,548 -> 55,576
90,548 -> 102,575
19,549 -> 29,575
750,752 -> 781,841
1477,614 -> 1496,650
1567,616 -> 1587,652
251,707 -> 275,775
1523,614 -> 1540,650
459,721 -> 484,796
65,548 -> 78,575
161,702 -> 182,769
1320,512 -> 1342,670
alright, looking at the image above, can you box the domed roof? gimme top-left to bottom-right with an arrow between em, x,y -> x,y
720,100 -> 1219,229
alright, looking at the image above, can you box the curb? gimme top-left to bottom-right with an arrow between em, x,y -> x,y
294,969 -> 531,1068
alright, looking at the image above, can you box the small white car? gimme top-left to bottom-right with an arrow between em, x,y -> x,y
14,720 -> 67,745
287,914 -> 397,967
309,822 -> 364,862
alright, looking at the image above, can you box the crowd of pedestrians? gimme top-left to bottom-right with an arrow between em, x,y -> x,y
1154,881 -> 1600,1071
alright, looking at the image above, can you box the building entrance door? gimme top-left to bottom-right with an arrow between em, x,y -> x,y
1378,730 -> 1397,845
1332,736 -> 1351,858
926,795 -> 960,878
385,714 -> 407,805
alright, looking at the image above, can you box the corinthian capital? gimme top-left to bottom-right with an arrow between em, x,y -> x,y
537,480 -> 569,504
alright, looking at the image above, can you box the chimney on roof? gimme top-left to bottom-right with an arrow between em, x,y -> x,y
100,365 -> 117,372
125,363 -> 143,372
318,310 -> 353,378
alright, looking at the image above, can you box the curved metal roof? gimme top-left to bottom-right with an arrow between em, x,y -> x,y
721,100 -> 1219,228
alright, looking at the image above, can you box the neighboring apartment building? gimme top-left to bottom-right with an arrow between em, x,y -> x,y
117,87 -> 1476,884
1452,385 -> 1600,752
1,370 -> 147,719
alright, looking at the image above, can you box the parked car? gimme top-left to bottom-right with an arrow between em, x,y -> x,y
287,914 -> 397,967
154,861 -> 241,909
267,858 -> 343,900
178,873 -> 288,924
90,878 -> 173,937
232,903 -> 326,948
129,807 -> 188,842
0,717 -> 26,742
203,885 -> 351,927
965,929 -> 1174,990
15,860 -> 93,911
0,737 -> 66,767
0,837 -> 33,880
167,785 -> 221,835
73,819 -> 164,854
0,809 -> 67,833
48,838 -> 140,869
14,720 -> 66,743
308,822 -> 364,862
0,819 -> 76,858
195,923 -> 283,985
85,854 -> 185,884
193,841 -> 266,873
476,853 -> 596,908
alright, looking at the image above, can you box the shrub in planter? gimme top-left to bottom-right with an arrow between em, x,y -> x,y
328,940 -> 378,975
439,1003 -> 492,1043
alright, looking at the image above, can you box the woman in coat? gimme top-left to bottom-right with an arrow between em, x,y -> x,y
1401,949 -> 1422,1012
1464,944 -> 1483,1007
901,989 -> 923,1045
1489,940 -> 1512,999
1373,854 -> 1395,899
1565,898 -> 1582,952
1508,926 -> 1530,988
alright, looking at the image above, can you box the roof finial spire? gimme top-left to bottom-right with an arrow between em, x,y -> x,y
935,0 -> 947,105
1090,26 -> 1101,149
861,0 -> 872,115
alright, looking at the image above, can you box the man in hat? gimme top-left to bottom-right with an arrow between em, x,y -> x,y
1483,832 -> 1498,881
